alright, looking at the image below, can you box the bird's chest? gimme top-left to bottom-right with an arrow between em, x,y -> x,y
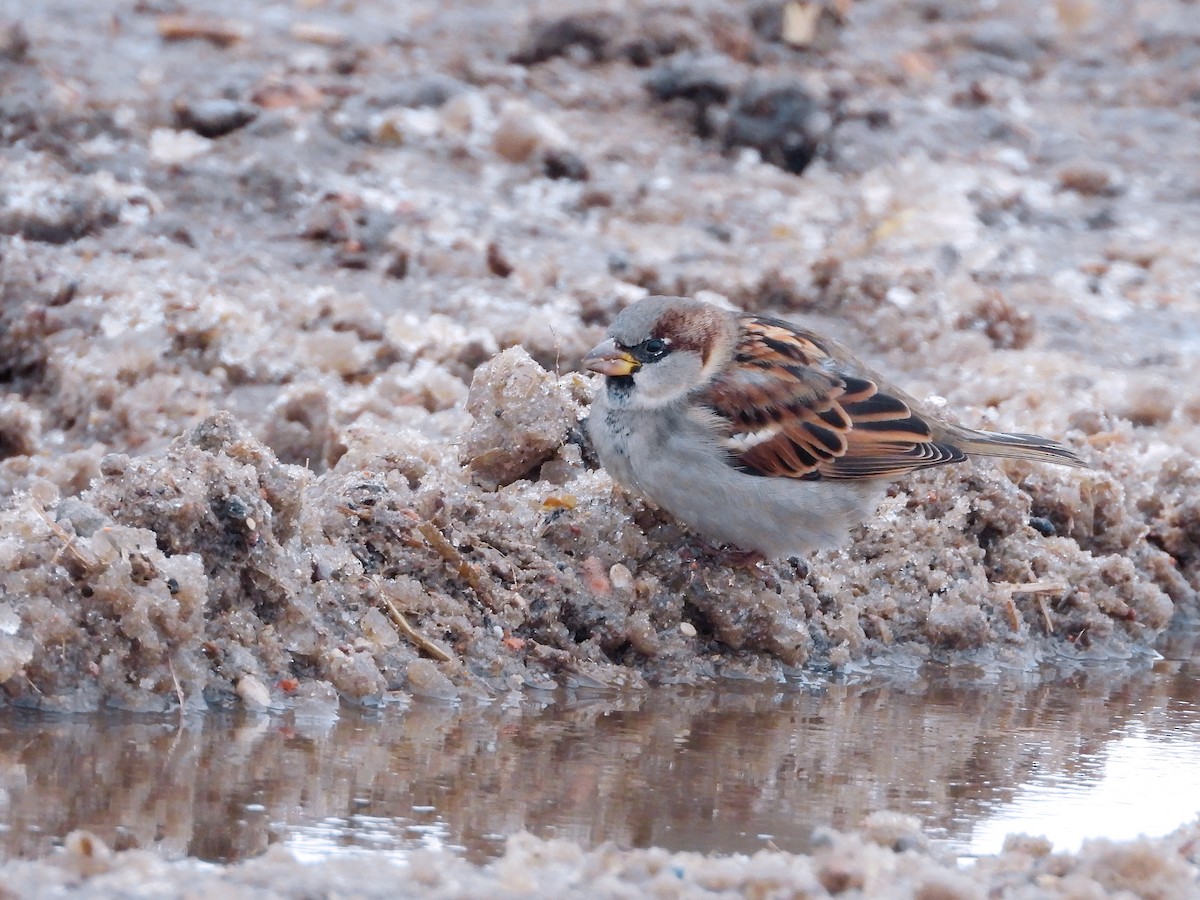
588,401 -> 723,496
588,406 -> 643,489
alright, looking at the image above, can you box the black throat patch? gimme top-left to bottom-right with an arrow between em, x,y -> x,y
606,375 -> 635,399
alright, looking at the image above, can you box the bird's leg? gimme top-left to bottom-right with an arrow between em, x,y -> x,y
678,537 -> 766,569
713,546 -> 766,569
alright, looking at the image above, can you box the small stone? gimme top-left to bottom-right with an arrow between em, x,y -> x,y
861,811 -> 928,852
0,633 -> 34,682
289,22 -> 349,47
149,127 -> 213,164
751,1 -> 844,49
251,80 -> 324,110
510,12 -> 623,66
781,1 -> 822,47
680,621 -> 698,638
55,499 -> 108,538
156,14 -> 251,47
494,109 -> 542,163
486,241 -> 514,278
581,557 -> 611,595
542,148 -> 589,181
1002,833 -> 1054,856
438,90 -> 487,134
396,74 -> 468,109
1029,516 -> 1057,537
493,101 -> 568,164
0,394 -> 40,458
406,658 -> 458,701
645,53 -> 738,128
361,607 -> 400,648
370,106 -> 440,146
959,291 -> 1035,350
236,674 -> 272,710
724,80 -> 829,175
1120,373 -> 1175,427
173,98 -> 258,138
385,248 -> 410,279
1057,158 -> 1123,196
0,168 -> 121,243
99,454 -> 130,477
461,347 -> 581,489
0,22 -> 30,62
0,603 -> 19,636
619,10 -> 701,66
609,563 -> 633,593
63,831 -> 114,878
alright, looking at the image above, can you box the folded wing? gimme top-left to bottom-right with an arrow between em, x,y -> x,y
703,316 -> 967,481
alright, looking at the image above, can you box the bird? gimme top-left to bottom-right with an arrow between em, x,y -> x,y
582,295 -> 1085,563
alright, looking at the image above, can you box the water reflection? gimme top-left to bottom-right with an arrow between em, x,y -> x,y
0,630 -> 1196,864
965,629 -> 1200,856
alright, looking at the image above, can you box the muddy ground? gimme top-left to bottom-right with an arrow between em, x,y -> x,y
1,0 -> 1198,893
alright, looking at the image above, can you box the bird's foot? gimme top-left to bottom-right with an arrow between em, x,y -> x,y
713,546 -> 766,569
678,539 -> 765,570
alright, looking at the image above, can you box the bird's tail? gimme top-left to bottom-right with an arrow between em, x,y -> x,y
953,429 -> 1088,468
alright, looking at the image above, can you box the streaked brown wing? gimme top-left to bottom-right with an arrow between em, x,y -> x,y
701,316 -> 966,480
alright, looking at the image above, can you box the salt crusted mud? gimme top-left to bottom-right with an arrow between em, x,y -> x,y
1,0 -> 1199,892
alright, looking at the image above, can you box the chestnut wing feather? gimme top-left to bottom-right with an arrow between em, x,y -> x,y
701,317 -> 965,480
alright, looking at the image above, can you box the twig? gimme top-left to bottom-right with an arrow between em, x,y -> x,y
167,656 -> 187,715
32,503 -> 96,570
416,521 -> 500,611
1037,596 -> 1055,635
373,579 -> 452,663
992,581 -> 1067,634
994,580 -> 1069,596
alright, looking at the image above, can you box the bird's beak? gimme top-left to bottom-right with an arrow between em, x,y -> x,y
584,338 -> 639,377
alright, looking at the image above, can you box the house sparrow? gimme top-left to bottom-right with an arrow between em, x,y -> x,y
583,296 -> 1085,562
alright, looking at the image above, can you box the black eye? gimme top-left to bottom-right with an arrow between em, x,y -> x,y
640,338 -> 668,360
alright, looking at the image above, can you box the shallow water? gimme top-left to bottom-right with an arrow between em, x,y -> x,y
0,629 -> 1196,867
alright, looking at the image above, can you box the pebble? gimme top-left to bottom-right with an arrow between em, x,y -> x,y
0,22 -> 29,62
406,658 -> 458,701
156,14 -> 251,47
360,607 -> 400,648
174,98 -> 258,138
289,22 -> 349,47
724,80 -> 829,174
461,348 -> 579,489
581,557 -> 611,596
0,632 -> 34,682
62,831 -> 114,878
149,127 -> 212,164
370,106 -> 440,146
235,675 -> 272,710
493,100 -> 569,164
542,148 -> 589,181
1057,158 -> 1123,196
510,12 -> 622,65
645,54 -> 738,137
609,563 -> 633,593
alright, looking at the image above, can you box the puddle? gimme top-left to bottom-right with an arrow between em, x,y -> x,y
0,629 -> 1196,866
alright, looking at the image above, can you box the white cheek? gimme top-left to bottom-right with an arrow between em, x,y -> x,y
629,360 -> 700,407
